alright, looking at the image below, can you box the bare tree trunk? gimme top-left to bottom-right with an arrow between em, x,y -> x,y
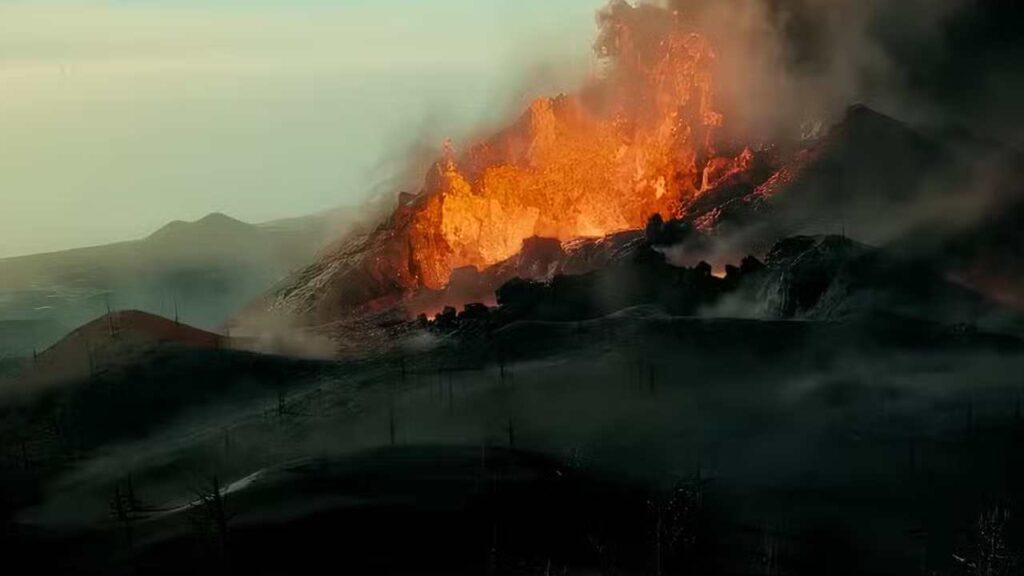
654,506 -> 663,576
110,485 -> 135,551
20,438 -> 29,470
277,387 -> 287,422
388,392 -> 396,447
190,474 -> 232,567
448,373 -> 455,415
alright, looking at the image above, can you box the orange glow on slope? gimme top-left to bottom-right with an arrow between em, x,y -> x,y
404,4 -> 728,290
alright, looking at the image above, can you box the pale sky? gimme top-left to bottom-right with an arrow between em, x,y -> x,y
0,0 -> 605,258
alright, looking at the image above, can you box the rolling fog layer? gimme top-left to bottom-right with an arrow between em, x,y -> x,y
18,316 -> 1023,572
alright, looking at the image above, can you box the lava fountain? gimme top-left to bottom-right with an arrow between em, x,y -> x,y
276,1 -> 759,318
404,0 -> 742,289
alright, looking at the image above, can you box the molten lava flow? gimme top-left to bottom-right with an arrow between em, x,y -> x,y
404,1 -> 729,290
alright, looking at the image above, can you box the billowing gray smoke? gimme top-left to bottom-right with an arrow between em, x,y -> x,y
627,0 -> 1024,147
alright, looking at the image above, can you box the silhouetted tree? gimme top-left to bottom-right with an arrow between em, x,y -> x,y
277,386 -> 287,422
109,480 -> 143,551
649,472 -> 707,576
388,385 -> 396,447
188,475 -> 233,566
955,505 -> 1019,576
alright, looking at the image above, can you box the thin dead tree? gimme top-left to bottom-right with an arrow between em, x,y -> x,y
388,359 -> 403,446
277,387 -> 287,422
85,339 -> 95,377
109,479 -> 144,552
649,472 -> 706,576
953,505 -> 1017,576
105,296 -> 118,339
498,345 -> 509,383
587,529 -> 620,576
388,385 -> 397,447
188,474 -> 234,566
448,371 -> 455,415
18,434 -> 30,470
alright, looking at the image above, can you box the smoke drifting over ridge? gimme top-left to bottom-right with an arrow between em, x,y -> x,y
365,0 -> 1023,224
622,0 -> 1024,146
594,0 -> 1024,289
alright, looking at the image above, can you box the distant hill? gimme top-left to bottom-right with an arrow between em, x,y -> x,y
0,209 -> 354,357
147,212 -> 266,247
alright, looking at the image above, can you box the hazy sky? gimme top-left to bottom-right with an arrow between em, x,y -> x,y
0,0 -> 604,258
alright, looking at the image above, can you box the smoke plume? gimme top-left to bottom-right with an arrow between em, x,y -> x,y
637,0 -> 1024,146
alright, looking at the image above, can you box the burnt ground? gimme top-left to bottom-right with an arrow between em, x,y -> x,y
2,312 -> 1023,575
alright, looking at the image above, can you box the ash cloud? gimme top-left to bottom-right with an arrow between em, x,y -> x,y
595,0 -> 1024,304
619,0 -> 1024,147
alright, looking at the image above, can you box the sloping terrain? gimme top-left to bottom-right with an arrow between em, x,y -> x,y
684,106 -> 1024,299
0,211 -> 345,357
268,105 -> 1024,337
12,310 -> 224,391
3,308 -> 1023,575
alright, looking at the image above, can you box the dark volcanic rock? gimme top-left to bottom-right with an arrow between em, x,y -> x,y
742,235 -> 993,324
429,234 -> 1009,336
486,243 -> 733,323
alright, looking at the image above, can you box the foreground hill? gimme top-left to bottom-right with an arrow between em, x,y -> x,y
11,310 -> 224,391
4,305 -> 1023,575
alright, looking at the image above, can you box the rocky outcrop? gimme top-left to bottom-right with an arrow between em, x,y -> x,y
420,233 -> 1008,338
738,235 -> 992,325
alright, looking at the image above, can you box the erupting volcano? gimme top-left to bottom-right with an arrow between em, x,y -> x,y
408,13 -> 729,289
272,0 -> 1023,325
273,1 -> 761,318
266,1 -> 798,321
407,6 -> 741,290
10,2 -> 1024,572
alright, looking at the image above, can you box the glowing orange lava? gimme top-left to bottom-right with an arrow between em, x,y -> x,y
404,2 -> 729,290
